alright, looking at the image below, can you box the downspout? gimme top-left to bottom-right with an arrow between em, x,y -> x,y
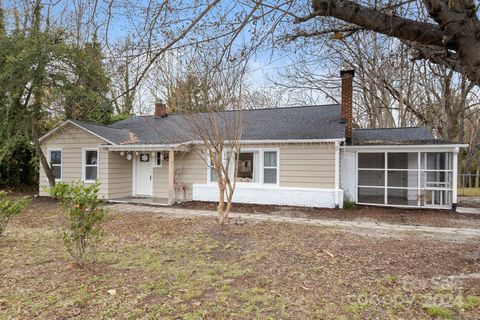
335,141 -> 340,208
452,147 -> 459,211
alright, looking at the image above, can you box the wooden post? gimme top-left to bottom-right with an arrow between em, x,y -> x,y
168,150 -> 175,205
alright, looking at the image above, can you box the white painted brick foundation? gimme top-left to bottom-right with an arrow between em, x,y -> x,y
192,184 -> 344,208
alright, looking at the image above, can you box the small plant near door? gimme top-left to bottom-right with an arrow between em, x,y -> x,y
417,193 -> 427,206
49,181 -> 107,266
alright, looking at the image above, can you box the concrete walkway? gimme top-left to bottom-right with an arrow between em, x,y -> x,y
107,204 -> 480,242
457,206 -> 480,215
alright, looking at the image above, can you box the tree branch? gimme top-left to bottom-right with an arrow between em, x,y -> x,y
296,0 -> 445,48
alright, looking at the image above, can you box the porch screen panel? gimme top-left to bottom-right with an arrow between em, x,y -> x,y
358,187 -> 385,204
358,153 -> 384,168
357,152 -> 385,204
386,153 -> 419,206
357,151 -> 454,207
420,152 -> 453,207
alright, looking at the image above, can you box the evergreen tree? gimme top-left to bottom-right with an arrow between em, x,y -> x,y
0,1 -> 113,188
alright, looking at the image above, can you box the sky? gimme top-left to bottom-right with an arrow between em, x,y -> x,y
3,0 -> 330,110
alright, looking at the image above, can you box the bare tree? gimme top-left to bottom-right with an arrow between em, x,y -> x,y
294,0 -> 480,85
171,53 -> 247,225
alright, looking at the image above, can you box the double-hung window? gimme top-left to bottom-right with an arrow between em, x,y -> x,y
83,149 -> 99,182
209,149 -> 279,185
263,151 -> 278,184
49,149 -> 62,181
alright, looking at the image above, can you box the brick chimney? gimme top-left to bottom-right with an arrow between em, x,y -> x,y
340,69 -> 354,143
154,100 -> 167,117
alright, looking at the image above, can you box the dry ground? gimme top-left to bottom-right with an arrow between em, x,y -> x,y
1,198 -> 480,319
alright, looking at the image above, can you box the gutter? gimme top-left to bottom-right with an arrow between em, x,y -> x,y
334,141 -> 340,208
342,144 -> 469,150
102,138 -> 346,151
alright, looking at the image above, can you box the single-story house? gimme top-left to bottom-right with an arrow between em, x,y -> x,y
38,70 -> 467,209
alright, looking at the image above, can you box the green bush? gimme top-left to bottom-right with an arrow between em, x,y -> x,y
343,194 -> 356,209
0,191 -> 31,239
49,181 -> 107,264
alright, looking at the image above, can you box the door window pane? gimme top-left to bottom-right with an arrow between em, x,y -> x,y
358,153 -> 384,169
358,170 -> 384,186
140,153 -> 150,162
358,187 -> 384,204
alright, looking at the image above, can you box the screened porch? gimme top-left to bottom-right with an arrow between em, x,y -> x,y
356,152 -> 455,208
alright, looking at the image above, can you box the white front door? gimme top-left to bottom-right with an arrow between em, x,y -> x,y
135,153 -> 153,196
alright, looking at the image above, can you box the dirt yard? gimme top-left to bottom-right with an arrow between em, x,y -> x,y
176,200 -> 480,228
1,198 -> 480,319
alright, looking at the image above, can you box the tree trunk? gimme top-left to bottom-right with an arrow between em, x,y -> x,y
217,183 -> 227,225
32,125 -> 55,188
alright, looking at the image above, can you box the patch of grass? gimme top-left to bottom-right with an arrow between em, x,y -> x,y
454,295 -> 480,310
423,304 -> 453,319
457,187 -> 480,197
344,302 -> 369,315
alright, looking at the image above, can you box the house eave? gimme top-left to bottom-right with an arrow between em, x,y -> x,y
103,143 -> 192,152
39,120 -> 116,145
342,143 -> 468,151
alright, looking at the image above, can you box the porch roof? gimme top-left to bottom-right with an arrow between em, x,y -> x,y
351,127 -> 458,146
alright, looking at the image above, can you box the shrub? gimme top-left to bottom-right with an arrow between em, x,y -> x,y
0,191 -> 31,239
50,181 -> 107,264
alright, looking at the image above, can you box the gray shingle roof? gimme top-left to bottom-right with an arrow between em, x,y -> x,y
66,107 -> 454,146
109,104 -> 346,144
70,120 -> 132,144
352,127 -> 452,145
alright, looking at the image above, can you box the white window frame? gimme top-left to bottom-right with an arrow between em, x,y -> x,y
82,148 -> 99,183
207,147 -> 280,187
261,148 -> 280,185
47,148 -> 63,182
153,152 -> 163,167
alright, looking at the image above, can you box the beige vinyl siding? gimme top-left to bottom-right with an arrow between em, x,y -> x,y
40,124 -> 132,199
176,150 -> 206,199
106,151 -> 132,198
152,164 -> 168,199
39,123 -> 108,197
152,148 -> 206,201
279,144 -> 335,189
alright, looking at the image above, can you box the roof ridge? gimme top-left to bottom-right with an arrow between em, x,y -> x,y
354,126 -> 429,131
71,119 -> 130,132
125,104 -> 340,119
